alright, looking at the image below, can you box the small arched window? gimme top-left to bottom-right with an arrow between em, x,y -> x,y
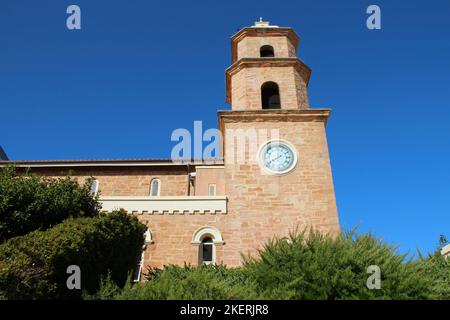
144,229 -> 153,244
149,179 -> 161,196
192,226 -> 224,265
133,228 -> 154,282
261,81 -> 281,109
90,180 -> 99,196
208,184 -> 217,196
201,236 -> 214,265
132,251 -> 145,282
260,45 -> 274,57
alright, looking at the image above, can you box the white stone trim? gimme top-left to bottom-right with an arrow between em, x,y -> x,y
100,196 -> 227,215
191,226 -> 224,245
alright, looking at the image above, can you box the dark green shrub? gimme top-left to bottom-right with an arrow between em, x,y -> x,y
93,264 -> 258,300
419,252 -> 450,299
89,229 -> 445,300
243,230 -> 433,299
82,273 -> 125,300
0,166 -> 100,242
0,210 -> 146,299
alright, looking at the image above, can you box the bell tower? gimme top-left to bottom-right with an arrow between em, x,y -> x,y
226,19 -> 311,110
218,20 -> 340,264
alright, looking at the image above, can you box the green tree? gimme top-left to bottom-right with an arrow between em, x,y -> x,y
0,166 -> 100,242
419,240 -> 450,300
242,230 -> 432,299
0,210 -> 146,300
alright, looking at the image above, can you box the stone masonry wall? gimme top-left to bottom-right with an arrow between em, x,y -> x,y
221,119 -> 340,260
230,66 -> 309,110
28,167 -> 189,197
236,36 -> 296,60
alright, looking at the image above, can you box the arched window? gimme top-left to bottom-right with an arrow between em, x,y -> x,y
208,184 -> 217,196
144,229 -> 153,244
90,180 -> 99,196
132,251 -> 145,282
200,237 -> 214,265
261,81 -> 281,109
260,45 -> 275,57
192,226 -> 224,265
133,228 -> 154,282
149,178 -> 161,196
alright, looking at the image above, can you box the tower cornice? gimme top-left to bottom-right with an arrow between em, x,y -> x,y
225,58 -> 311,104
218,109 -> 331,132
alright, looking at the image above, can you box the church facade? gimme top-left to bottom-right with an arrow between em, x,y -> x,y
1,21 -> 340,277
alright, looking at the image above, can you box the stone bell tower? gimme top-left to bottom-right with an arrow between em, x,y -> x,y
218,20 -> 340,263
225,19 -> 311,111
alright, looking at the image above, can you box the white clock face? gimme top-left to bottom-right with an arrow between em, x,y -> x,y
259,141 -> 297,174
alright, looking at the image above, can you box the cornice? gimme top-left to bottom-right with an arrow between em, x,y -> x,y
218,109 -> 332,130
225,58 -> 312,104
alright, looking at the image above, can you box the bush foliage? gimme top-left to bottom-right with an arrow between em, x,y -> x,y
0,210 -> 146,300
0,166 -> 100,242
419,252 -> 450,299
88,264 -> 258,300
242,230 -> 431,299
93,230 -> 448,300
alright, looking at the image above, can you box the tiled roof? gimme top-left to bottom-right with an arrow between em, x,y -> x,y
0,158 -> 224,167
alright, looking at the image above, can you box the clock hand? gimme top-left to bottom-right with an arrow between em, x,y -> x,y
268,153 -> 284,164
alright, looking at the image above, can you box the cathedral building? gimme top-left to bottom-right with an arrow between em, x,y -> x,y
0,20 -> 340,278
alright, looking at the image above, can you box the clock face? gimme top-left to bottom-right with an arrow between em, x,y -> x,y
260,141 -> 297,174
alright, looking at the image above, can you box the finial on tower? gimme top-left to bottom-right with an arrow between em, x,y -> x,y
253,18 -> 278,28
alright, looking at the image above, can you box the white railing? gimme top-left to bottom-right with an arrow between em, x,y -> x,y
100,196 -> 227,215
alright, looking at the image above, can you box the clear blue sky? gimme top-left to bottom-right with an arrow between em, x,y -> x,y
1,0 -> 449,257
